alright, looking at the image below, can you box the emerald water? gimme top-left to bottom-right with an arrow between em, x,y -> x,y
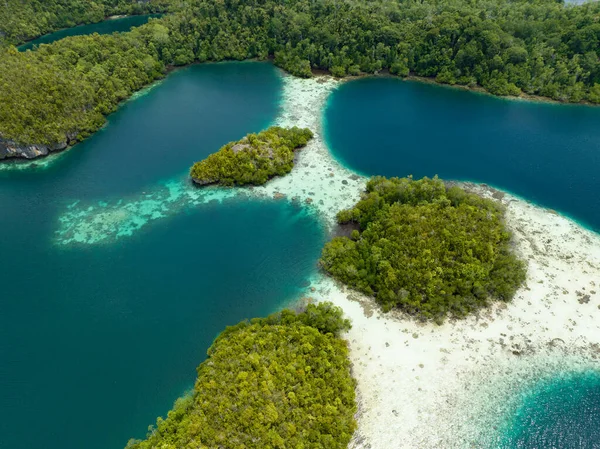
324,78 -> 600,231
494,372 -> 600,448
0,62 -> 325,449
4,60 -> 600,449
18,14 -> 161,51
325,77 -> 600,446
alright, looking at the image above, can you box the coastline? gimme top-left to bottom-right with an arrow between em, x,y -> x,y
253,75 -> 365,226
336,70 -> 599,107
14,13 -> 164,48
3,60 -> 597,165
45,70 -> 600,446
0,78 -> 166,168
404,74 -> 592,106
262,73 -> 600,448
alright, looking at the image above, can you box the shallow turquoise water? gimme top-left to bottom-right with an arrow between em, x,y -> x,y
18,14 -> 161,51
324,77 -> 600,445
0,62 -> 326,449
324,78 -> 600,231
495,372 -> 600,448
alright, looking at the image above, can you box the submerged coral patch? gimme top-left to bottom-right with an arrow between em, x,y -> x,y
55,177 -> 240,245
429,355 -> 600,449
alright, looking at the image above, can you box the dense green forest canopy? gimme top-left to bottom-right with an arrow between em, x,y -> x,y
0,34 -> 164,146
190,126 -> 313,186
125,302 -> 356,449
1,0 -> 600,149
0,0 -> 177,45
320,176 -> 527,322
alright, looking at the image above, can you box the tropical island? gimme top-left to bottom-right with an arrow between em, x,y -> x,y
2,0 -> 600,159
2,1 -> 600,449
4,68 -> 598,449
125,302 -> 357,449
320,176 -> 526,321
190,126 -> 313,186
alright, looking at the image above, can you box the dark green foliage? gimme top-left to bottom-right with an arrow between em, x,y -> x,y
190,126 -> 313,186
125,303 -> 356,449
321,176 -> 527,321
0,33 -> 164,146
2,0 -> 600,149
0,0 -> 176,45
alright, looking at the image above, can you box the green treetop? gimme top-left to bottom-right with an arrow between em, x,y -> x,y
125,302 -> 356,449
3,0 -> 600,152
320,176 -> 527,322
190,126 -> 313,187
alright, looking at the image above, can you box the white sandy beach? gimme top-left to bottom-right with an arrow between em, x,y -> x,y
49,69 -> 600,446
258,74 -> 600,448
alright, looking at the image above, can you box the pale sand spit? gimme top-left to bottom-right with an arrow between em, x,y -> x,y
259,73 -> 600,448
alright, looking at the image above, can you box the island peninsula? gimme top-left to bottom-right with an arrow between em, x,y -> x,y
2,0 -> 600,160
190,127 -> 313,186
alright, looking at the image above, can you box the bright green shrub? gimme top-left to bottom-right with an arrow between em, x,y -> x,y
321,176 -> 527,321
125,303 -> 356,449
190,126 -> 313,187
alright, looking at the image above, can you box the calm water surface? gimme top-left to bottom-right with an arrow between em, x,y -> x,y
496,372 -> 600,448
324,78 -> 600,231
325,77 -> 600,445
18,14 -> 161,51
0,62 -> 325,449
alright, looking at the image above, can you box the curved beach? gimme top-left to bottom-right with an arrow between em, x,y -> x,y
40,70 -> 600,447
257,74 -> 600,448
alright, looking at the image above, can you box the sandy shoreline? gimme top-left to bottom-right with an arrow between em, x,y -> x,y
253,76 -> 365,225
262,74 -> 600,448
49,70 -> 600,446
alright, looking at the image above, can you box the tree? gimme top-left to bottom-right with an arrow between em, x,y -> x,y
321,176 -> 527,321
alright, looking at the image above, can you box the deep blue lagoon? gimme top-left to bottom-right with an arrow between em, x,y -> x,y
324,77 -> 600,231
324,76 -> 600,446
0,62 -> 325,449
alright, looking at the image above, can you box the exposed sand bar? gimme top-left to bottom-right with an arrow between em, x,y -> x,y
261,74 -> 600,448
253,75 -> 366,224
52,72 -> 600,446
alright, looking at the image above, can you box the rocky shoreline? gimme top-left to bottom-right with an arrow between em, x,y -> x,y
0,135 -> 73,160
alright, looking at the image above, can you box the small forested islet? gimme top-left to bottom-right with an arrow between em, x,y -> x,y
190,126 -> 313,186
320,176 -> 527,322
2,0 -> 600,155
125,302 -> 356,449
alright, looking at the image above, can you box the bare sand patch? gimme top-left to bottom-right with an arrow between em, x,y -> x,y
266,74 -> 600,448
